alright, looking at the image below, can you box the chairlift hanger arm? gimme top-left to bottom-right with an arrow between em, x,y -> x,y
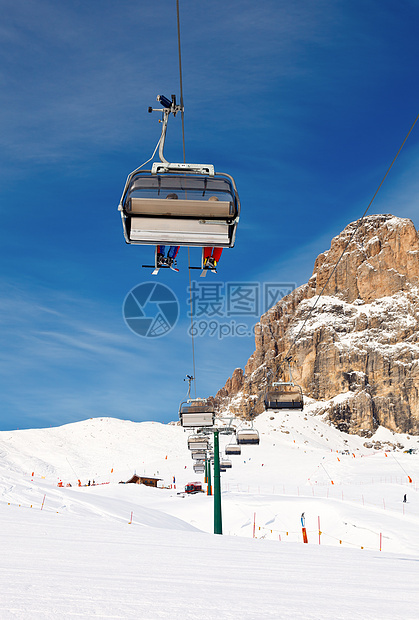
148,94 -> 183,166
148,94 -> 215,176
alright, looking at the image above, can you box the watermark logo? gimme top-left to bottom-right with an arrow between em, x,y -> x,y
123,282 -> 179,338
187,281 -> 295,339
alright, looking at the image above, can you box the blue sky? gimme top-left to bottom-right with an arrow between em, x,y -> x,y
0,0 -> 418,430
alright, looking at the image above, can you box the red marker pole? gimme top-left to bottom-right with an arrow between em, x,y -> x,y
318,516 -> 321,545
253,512 -> 256,539
301,513 -> 308,543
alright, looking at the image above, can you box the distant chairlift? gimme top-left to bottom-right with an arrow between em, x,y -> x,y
264,358 -> 304,411
193,463 -> 205,474
225,443 -> 241,456
179,398 -> 215,429
118,95 -> 240,249
191,450 -> 206,462
264,383 -> 304,410
188,434 -> 209,451
220,458 -> 232,469
236,428 -> 260,445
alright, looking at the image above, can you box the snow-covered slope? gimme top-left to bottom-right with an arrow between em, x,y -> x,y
1,415 -> 419,618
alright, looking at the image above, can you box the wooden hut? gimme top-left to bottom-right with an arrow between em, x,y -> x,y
125,474 -> 162,488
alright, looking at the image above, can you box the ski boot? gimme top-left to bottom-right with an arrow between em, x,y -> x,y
203,256 -> 217,272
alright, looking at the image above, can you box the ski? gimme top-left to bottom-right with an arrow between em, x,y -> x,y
200,266 -> 217,277
142,257 -> 179,275
142,264 -> 162,275
188,266 -> 216,277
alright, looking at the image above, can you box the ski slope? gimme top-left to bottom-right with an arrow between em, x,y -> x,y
1,413 -> 418,619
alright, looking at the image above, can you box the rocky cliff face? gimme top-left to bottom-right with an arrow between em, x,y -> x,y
215,214 -> 419,436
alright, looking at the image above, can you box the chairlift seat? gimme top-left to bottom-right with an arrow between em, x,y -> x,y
130,217 -> 230,246
193,464 -> 205,473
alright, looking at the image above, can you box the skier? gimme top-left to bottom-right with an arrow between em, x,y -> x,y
155,193 -> 180,269
202,196 -> 223,271
403,494 -> 407,503
203,246 -> 223,271
156,244 -> 179,268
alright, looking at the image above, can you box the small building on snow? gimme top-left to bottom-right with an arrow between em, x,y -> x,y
124,474 -> 162,488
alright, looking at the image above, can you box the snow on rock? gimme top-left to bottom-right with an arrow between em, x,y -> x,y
215,215 -> 419,436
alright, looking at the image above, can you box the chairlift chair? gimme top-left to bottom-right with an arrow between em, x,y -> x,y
193,463 -> 205,474
187,435 -> 209,451
119,95 -> 240,249
191,451 -> 206,461
264,358 -> 304,411
225,443 -> 241,456
220,458 -> 232,469
236,428 -> 260,445
264,383 -> 304,410
179,398 -> 215,428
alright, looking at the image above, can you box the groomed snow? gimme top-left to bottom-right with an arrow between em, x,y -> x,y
1,415 -> 418,618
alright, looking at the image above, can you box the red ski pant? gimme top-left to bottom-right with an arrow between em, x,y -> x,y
203,247 -> 223,262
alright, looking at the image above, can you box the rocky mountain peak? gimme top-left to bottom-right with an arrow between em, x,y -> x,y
215,214 -> 419,436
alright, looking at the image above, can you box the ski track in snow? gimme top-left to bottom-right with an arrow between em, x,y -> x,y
0,415 -> 419,619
